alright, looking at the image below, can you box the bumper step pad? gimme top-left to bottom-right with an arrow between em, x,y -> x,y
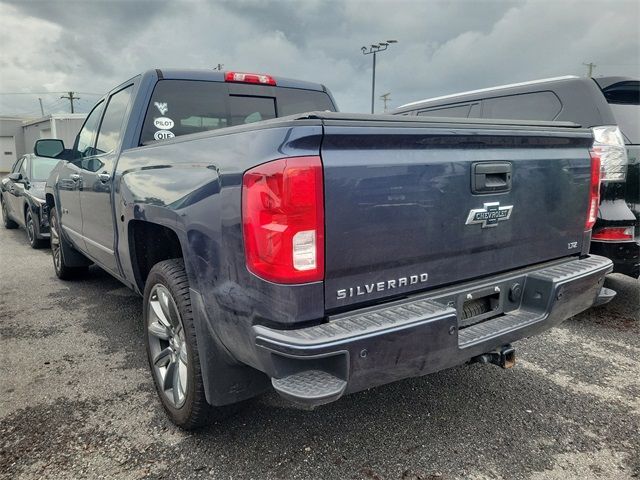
458,310 -> 539,348
271,370 -> 347,405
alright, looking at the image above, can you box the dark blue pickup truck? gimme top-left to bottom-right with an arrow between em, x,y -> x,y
35,69 -> 614,429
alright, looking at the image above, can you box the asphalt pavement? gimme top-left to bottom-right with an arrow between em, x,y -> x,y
1,223 -> 638,480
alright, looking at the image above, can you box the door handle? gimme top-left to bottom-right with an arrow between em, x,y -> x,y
98,172 -> 111,183
69,173 -> 81,181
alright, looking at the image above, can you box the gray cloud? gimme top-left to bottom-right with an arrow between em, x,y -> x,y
0,0 -> 638,117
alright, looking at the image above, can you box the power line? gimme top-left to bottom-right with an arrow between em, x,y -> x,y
0,91 -> 103,95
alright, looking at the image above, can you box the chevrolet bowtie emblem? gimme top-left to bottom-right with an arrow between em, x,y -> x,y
465,202 -> 513,228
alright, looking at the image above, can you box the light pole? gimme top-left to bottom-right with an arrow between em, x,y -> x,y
361,40 -> 397,114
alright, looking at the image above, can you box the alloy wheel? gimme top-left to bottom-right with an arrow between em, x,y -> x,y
27,211 -> 35,244
146,284 -> 189,408
50,213 -> 61,272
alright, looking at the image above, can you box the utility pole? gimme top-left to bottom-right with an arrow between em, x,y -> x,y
361,40 -> 398,114
380,92 -> 391,112
38,98 -> 45,116
583,62 -> 597,77
60,91 -> 80,113
214,63 -> 224,71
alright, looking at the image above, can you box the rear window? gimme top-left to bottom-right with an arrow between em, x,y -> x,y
482,91 -> 562,121
276,88 -> 335,116
602,81 -> 640,144
140,80 -> 335,145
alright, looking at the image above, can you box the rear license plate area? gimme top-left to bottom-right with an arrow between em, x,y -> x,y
458,286 -> 504,328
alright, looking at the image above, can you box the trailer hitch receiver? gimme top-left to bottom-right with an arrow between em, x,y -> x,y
471,345 -> 516,369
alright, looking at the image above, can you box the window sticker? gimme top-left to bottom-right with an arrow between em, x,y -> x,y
154,102 -> 168,115
154,130 -> 175,141
153,117 -> 175,130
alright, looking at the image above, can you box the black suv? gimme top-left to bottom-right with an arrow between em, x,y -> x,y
394,76 -> 639,278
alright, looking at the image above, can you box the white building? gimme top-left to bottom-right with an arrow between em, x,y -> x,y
0,113 -> 86,172
0,117 -> 26,172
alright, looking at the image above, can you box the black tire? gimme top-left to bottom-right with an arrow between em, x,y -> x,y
143,259 -> 214,429
1,197 -> 18,229
49,208 -> 88,280
26,209 -> 46,249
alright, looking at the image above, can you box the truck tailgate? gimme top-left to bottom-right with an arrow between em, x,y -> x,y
321,121 -> 594,310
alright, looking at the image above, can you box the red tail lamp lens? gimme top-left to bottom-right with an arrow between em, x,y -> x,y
242,156 -> 324,283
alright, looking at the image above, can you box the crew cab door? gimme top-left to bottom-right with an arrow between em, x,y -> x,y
78,85 -> 133,274
58,100 -> 106,252
5,157 -> 26,224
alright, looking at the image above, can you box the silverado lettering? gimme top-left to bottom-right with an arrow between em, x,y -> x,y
337,273 -> 429,300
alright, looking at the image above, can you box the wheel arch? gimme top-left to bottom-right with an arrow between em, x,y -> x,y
45,193 -> 55,208
128,220 -> 185,292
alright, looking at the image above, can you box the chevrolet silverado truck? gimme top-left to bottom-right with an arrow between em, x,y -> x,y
36,69 -> 614,429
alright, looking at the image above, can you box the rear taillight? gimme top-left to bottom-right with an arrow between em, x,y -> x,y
591,126 -> 628,181
242,156 -> 324,283
592,226 -> 634,241
586,149 -> 601,230
225,71 -> 276,86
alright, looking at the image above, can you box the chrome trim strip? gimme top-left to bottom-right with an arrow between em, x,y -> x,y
61,225 -> 113,254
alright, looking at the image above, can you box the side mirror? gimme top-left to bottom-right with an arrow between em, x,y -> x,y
8,172 -> 22,182
34,139 -> 65,159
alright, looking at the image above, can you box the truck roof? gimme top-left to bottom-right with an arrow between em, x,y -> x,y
397,75 -> 582,110
148,68 -> 329,92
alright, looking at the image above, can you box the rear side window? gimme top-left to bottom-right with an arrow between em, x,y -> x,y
602,81 -> 639,105
141,80 -> 229,144
417,104 -> 472,118
140,80 -> 336,145
603,81 -> 640,144
482,91 -> 562,121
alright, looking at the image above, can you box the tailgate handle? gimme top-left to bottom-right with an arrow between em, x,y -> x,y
472,162 -> 512,194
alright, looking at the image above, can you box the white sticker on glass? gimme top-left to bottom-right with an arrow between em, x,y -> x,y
154,102 -> 168,115
153,117 -> 175,130
154,130 -> 175,141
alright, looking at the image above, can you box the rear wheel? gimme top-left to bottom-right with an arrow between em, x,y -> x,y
26,209 -> 46,249
49,208 -> 88,279
144,259 -> 214,429
1,197 -> 18,229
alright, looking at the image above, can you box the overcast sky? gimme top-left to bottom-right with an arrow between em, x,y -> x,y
0,0 -> 638,117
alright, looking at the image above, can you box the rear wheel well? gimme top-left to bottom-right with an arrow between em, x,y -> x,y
129,220 -> 184,290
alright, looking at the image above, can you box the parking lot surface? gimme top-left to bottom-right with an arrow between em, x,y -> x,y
0,224 -> 638,480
